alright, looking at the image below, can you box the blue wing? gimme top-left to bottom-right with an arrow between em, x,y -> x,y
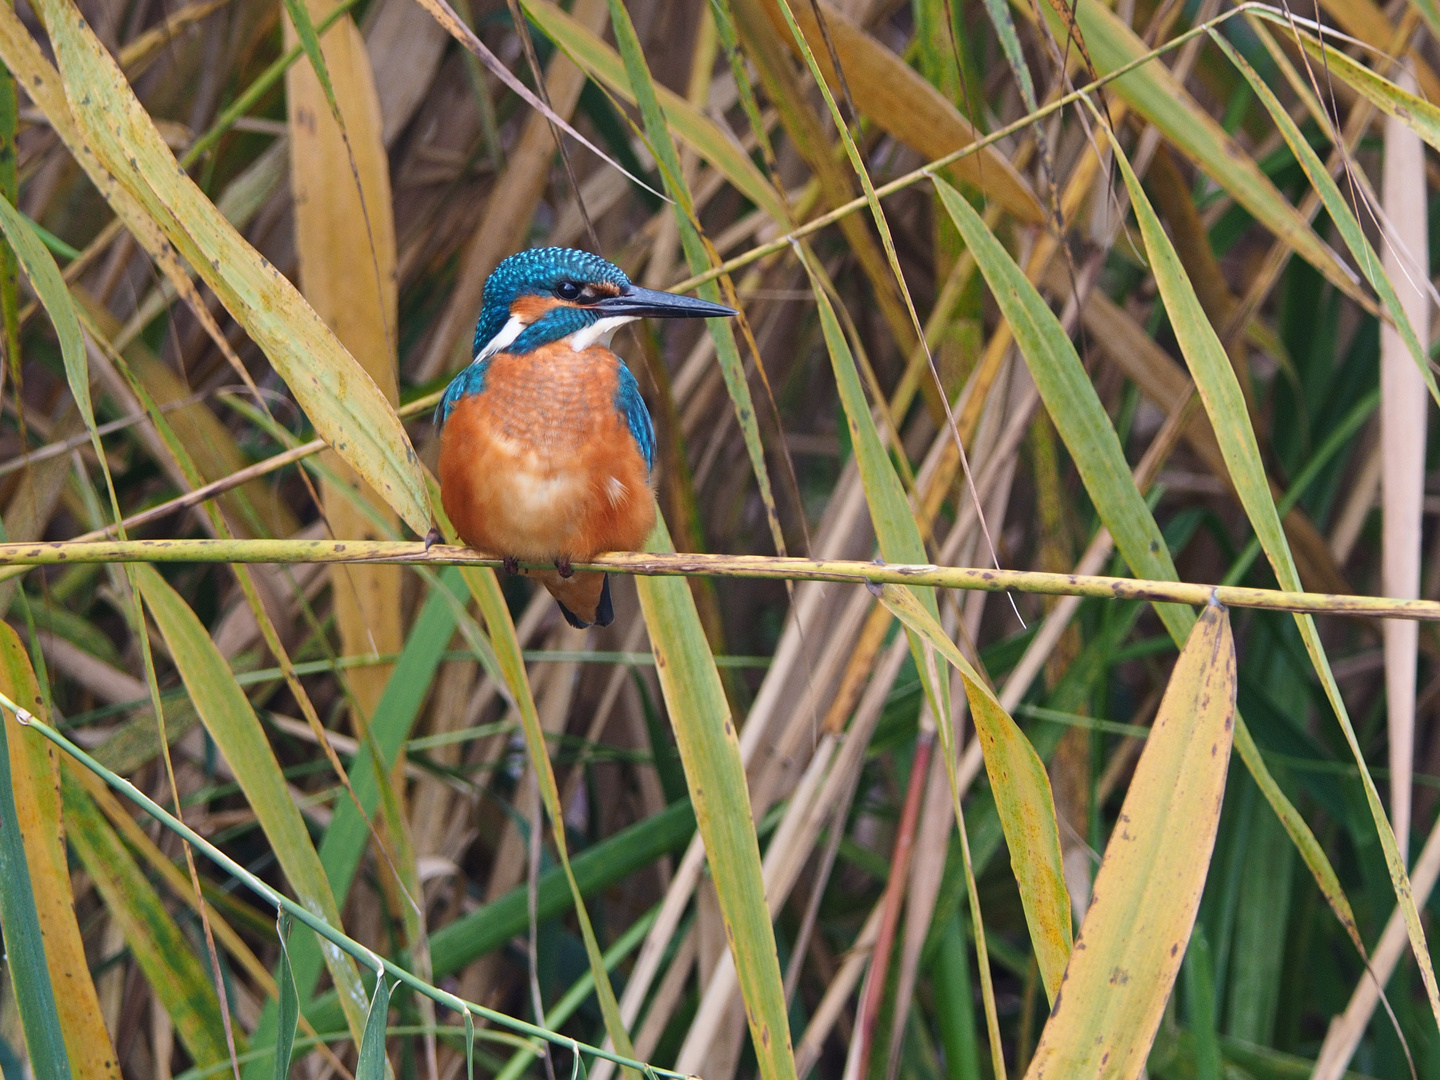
614,362 -> 655,474
435,358 -> 492,427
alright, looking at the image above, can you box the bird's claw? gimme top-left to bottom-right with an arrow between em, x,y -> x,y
503,556 -> 519,575
423,526 -> 442,551
555,557 -> 574,579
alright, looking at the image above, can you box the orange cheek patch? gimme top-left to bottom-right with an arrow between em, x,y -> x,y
510,295 -> 572,321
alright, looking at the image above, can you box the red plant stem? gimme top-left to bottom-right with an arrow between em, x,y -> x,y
854,727 -> 935,1080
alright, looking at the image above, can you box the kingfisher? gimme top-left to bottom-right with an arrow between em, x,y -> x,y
435,247 -> 736,629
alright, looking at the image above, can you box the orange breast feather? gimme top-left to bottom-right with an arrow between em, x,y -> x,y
439,346 -> 655,561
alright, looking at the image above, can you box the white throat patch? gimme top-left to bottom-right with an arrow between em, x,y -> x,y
475,314 -> 527,363
564,315 -> 637,352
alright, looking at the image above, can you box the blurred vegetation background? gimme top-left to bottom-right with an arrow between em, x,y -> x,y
0,0 -> 1437,1078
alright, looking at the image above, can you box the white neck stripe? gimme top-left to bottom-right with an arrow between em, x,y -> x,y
475,314 -> 527,363
565,314 -> 637,352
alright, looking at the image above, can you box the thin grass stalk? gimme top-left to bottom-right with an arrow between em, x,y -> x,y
1,540 -> 1437,619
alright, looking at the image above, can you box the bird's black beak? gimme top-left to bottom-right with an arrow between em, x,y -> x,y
594,284 -> 737,320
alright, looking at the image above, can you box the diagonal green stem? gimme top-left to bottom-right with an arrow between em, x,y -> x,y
0,698 -> 688,1080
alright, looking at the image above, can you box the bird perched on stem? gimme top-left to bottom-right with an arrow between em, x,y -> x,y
434,248 -> 736,628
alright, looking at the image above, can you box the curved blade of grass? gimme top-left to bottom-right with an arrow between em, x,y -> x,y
519,0 -> 783,223
272,915 -> 299,1080
605,0 -> 786,559
107,577 -> 228,1080
795,247 -> 952,723
1209,30 -> 1438,407
356,978 -> 391,1080
61,767 -> 232,1070
705,0 -> 786,186
770,0 -> 920,343
1036,0 -> 1366,309
972,87 -> 1382,1014
950,118 -> 1363,1006
982,0 -> 1037,112
0,623 -> 115,1080
873,583 -> 1072,1002
0,654 -> 71,1080
795,252 -> 930,597
1237,20 -> 1434,882
86,314 -> 415,1075
0,196 -> 87,438
31,0 -> 432,536
282,0 -> 342,123
68,316 -> 367,1078
932,176 -> 1189,638
1230,724 -> 1359,947
1101,108 -> 1440,1029
1280,21 -> 1440,154
1025,603 -> 1235,1080
0,191 -> 125,532
131,563 -> 371,1044
634,510 -> 797,1080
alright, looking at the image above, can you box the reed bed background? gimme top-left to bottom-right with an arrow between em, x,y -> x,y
0,0 -> 1438,1078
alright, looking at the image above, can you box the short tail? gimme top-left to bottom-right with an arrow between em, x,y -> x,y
536,569 -> 614,628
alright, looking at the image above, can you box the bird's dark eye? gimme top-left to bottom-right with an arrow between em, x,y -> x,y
555,281 -> 582,301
